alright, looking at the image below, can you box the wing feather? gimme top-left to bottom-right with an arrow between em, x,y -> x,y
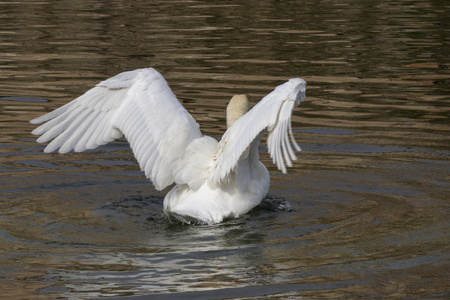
84,111 -> 110,150
210,78 -> 306,183
30,68 -> 202,190
30,101 -> 77,126
73,110 -> 103,152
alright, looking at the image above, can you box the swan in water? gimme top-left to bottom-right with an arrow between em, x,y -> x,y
30,68 -> 306,224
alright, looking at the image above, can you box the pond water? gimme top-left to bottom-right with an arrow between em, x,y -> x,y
0,0 -> 449,299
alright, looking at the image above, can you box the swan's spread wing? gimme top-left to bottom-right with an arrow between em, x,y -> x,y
210,78 -> 306,183
31,68 -> 202,190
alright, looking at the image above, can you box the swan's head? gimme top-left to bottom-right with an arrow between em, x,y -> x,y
227,94 -> 249,128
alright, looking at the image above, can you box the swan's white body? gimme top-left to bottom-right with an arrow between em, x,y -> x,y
30,68 -> 306,224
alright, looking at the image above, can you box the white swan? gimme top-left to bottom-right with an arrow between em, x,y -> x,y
30,68 -> 306,224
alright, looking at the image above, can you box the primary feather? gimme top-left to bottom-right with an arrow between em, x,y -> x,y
30,68 -> 306,224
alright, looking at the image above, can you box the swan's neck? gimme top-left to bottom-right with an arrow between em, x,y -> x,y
227,95 -> 249,128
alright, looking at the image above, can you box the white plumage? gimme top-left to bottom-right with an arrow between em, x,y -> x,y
30,68 -> 306,224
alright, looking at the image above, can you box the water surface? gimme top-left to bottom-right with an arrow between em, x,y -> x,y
0,0 -> 449,298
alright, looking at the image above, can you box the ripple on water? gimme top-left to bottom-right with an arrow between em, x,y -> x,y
0,0 -> 449,298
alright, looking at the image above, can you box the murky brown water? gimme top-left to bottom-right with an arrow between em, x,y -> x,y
1,0 -> 449,299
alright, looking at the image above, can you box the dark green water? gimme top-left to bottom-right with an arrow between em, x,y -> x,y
0,0 -> 448,298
